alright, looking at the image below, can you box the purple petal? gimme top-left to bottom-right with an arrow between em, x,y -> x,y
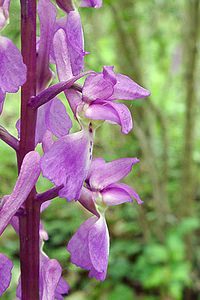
85,100 -> 133,134
67,215 -> 109,281
109,73 -> 150,100
67,216 -> 98,270
37,0 -> 57,92
0,151 -> 40,235
103,66 -> 117,85
42,130 -> 54,153
64,88 -> 82,115
54,277 -> 70,300
87,157 -> 105,180
66,11 -> 85,76
41,258 -> 62,300
53,29 -> 73,81
35,104 -> 47,144
36,97 -> 71,144
88,215 -> 109,280
0,0 -> 10,30
0,88 -> 5,114
0,253 -> 13,296
45,98 -> 72,138
0,36 -> 27,93
41,129 -> 93,201
108,182 -> 143,205
78,187 -> 99,216
82,73 -> 114,103
101,185 -> 133,206
89,157 -> 139,191
80,0 -> 102,8
56,0 -> 74,13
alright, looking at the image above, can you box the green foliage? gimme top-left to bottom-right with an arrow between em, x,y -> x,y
1,0 -> 200,299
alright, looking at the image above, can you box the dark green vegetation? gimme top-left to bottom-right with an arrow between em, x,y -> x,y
0,0 -> 200,299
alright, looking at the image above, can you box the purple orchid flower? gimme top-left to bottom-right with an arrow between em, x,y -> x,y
67,157 -> 142,280
80,0 -> 102,8
0,36 -> 27,114
0,253 -> 13,296
65,66 -> 150,134
0,0 -> 10,30
0,151 -> 40,235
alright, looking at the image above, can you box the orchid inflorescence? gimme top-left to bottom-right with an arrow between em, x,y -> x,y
0,0 -> 150,298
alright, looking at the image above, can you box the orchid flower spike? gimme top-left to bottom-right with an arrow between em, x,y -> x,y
67,157 -> 142,280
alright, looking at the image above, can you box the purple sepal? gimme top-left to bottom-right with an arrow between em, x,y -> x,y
108,73 -> 150,101
41,129 -> 93,201
53,29 -> 73,81
37,0 -> 57,92
85,100 -> 133,134
67,215 -> 109,281
80,0 -> 102,8
0,253 -> 13,296
82,66 -> 150,103
41,255 -> 69,300
53,12 -> 85,80
101,182 -> 143,206
66,11 -> 85,76
89,157 -> 139,191
0,151 -> 40,235
0,36 -> 27,114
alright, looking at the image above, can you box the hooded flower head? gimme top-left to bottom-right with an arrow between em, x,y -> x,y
67,157 -> 142,280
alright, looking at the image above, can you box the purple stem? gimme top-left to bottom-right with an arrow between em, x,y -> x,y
18,0 -> 40,299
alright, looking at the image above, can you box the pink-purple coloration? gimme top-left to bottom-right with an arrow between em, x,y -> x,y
0,0 -> 150,297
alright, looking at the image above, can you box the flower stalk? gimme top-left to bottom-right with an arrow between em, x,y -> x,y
18,0 -> 40,299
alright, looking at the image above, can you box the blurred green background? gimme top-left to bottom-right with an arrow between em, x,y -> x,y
1,0 -> 200,299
